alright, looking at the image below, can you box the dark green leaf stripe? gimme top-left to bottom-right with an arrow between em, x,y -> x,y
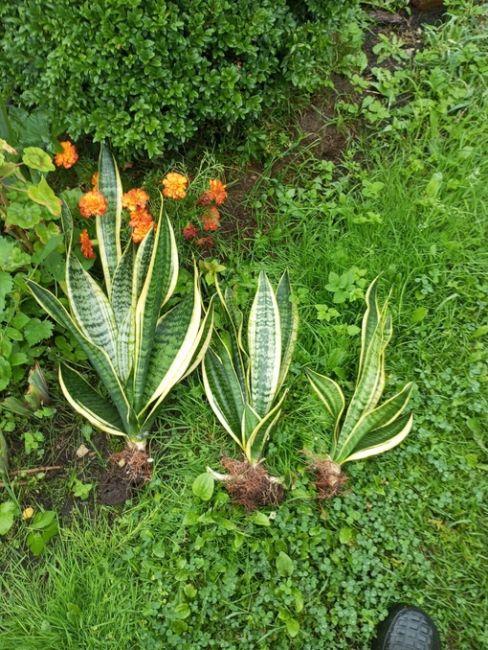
59,364 -> 126,435
248,271 -> 281,418
116,309 -> 135,384
97,143 -> 122,292
357,277 -> 380,380
306,368 -> 345,454
111,244 -> 134,324
60,200 -> 74,243
66,252 -> 117,362
182,297 -> 215,380
133,212 -> 177,410
337,382 -> 413,463
338,310 -> 386,449
276,269 -> 298,390
26,280 -> 130,427
246,390 -> 287,461
203,345 -> 245,441
133,229 -> 154,300
219,285 -> 247,395
345,413 -> 413,461
143,298 -> 194,401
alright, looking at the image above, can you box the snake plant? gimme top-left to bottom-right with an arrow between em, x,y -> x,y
203,270 -> 298,465
27,145 -> 212,452
306,278 -> 413,496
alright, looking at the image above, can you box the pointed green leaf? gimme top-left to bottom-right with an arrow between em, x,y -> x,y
133,210 -> 178,410
202,344 -> 245,449
245,390 -> 287,461
26,280 -> 130,427
66,251 -> 118,363
96,143 -> 122,293
59,364 -> 127,437
248,271 -> 281,417
306,368 -> 345,453
111,244 -> 134,324
344,413 -> 413,462
181,297 -> 215,380
336,382 -> 413,463
276,270 -> 298,391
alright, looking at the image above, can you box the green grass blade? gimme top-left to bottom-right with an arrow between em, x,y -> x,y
59,364 -> 127,437
248,271 -> 281,417
96,143 -> 122,294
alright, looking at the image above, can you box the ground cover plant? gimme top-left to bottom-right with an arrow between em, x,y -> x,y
0,2 -> 487,649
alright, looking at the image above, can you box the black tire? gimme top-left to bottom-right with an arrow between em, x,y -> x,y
372,604 -> 441,650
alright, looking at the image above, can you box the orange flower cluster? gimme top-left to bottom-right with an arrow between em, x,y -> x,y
162,172 -> 188,200
80,229 -> 95,259
123,187 -> 154,243
182,178 -> 227,247
197,178 -> 227,206
79,190 -> 107,218
54,140 -> 79,169
201,206 -> 221,232
122,188 -> 150,212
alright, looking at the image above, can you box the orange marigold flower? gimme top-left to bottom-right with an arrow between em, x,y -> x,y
54,140 -> 79,169
80,229 -> 95,259
208,179 -> 227,205
122,188 -> 150,211
201,207 -> 220,232
129,207 -> 154,243
196,191 -> 213,206
162,172 -> 188,200
182,222 -> 198,240
79,190 -> 108,218
91,172 -> 99,189
196,236 -> 215,249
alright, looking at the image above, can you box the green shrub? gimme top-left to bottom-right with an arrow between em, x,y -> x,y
0,0 -> 358,157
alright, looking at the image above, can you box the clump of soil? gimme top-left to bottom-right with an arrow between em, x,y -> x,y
98,446 -> 152,506
310,459 -> 347,499
220,457 -> 284,511
109,446 -> 152,484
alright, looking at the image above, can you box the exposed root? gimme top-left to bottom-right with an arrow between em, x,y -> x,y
109,445 -> 152,486
310,459 -> 347,499
220,457 -> 284,511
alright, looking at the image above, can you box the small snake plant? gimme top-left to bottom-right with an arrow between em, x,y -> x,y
306,278 -> 413,496
27,145 -> 212,452
203,270 -> 298,465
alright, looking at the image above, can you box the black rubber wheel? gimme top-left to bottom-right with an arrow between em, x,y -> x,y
372,604 -> 441,650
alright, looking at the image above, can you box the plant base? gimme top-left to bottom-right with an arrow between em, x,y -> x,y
109,443 -> 152,486
310,459 -> 347,499
220,457 -> 284,511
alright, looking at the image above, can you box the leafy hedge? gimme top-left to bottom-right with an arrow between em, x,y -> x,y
0,0 -> 358,157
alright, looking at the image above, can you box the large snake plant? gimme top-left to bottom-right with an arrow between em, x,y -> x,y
306,278 -> 413,496
203,270 -> 298,465
27,145 -> 212,452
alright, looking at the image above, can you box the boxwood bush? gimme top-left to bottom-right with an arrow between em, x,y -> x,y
0,0 -> 358,157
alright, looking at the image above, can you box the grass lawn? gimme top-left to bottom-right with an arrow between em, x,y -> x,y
1,3 -> 487,649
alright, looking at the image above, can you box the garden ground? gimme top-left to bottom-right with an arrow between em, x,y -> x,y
0,3 -> 487,649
